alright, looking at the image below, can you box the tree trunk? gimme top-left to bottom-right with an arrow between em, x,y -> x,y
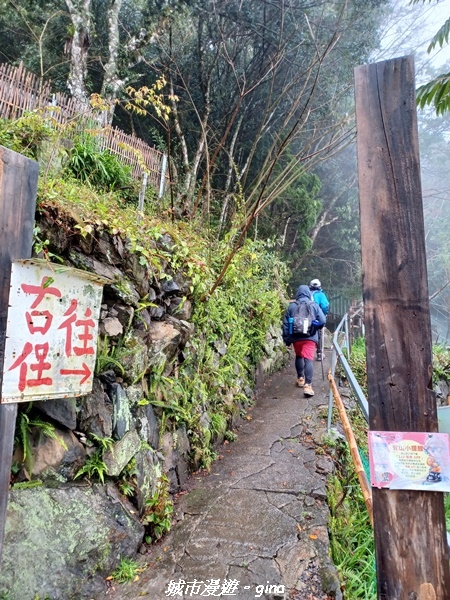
100,0 -> 124,124
309,182 -> 354,245
65,0 -> 92,105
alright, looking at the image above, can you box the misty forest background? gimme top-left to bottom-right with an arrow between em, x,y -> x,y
0,0 -> 450,326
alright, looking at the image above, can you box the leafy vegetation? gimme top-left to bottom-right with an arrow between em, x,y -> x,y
67,134 -> 136,199
328,464 -> 376,599
345,336 -> 368,395
15,404 -> 68,476
346,336 -> 450,390
0,595 -> 52,600
431,345 -> 450,384
325,362 -> 375,600
74,451 -> 109,484
0,113 -> 55,160
142,474 -> 173,543
95,336 -> 126,377
144,244 -> 286,470
110,558 -> 143,584
413,0 -> 450,115
74,434 -> 114,484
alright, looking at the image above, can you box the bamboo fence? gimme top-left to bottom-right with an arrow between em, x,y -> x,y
0,62 -> 166,189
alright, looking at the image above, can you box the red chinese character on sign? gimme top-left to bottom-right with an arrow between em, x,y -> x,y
59,299 -> 95,357
21,277 -> 62,308
8,342 -> 53,392
25,310 -> 53,335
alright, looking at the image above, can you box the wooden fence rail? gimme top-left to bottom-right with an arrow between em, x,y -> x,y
0,63 -> 166,190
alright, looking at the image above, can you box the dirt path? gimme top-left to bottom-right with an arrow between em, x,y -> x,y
100,342 -> 342,600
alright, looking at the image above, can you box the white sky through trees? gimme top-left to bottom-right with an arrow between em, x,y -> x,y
378,0 -> 450,76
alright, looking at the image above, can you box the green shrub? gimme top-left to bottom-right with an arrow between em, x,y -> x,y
142,474 -> 173,542
348,337 -> 450,390
67,134 -> 136,198
111,558 -> 142,583
0,112 -> 56,159
432,344 -> 450,385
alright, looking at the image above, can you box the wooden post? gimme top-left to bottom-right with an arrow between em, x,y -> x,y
0,146 -> 38,561
137,171 -> 148,224
355,56 -> 450,598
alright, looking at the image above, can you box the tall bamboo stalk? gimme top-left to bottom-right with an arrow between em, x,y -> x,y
328,371 -> 374,526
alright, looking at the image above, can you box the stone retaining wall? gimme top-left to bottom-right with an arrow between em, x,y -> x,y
0,210 -> 287,600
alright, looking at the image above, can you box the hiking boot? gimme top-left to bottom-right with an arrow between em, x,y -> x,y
296,377 -> 305,388
304,384 -> 314,397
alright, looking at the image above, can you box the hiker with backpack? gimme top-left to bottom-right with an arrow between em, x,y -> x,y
309,279 -> 329,361
282,284 -> 326,398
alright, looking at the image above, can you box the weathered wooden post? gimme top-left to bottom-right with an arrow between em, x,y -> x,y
0,146 -> 38,560
355,55 -> 450,597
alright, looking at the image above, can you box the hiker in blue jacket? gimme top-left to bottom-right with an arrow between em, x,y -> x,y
309,279 -> 329,361
282,285 -> 326,398
309,279 -> 329,315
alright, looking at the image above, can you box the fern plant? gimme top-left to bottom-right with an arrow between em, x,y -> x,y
95,335 -> 125,376
118,457 -> 138,498
15,404 -> 68,475
75,450 -> 109,484
74,433 -> 114,484
89,432 -> 114,452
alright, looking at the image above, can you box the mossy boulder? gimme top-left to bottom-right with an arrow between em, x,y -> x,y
0,483 -> 144,600
114,331 -> 149,384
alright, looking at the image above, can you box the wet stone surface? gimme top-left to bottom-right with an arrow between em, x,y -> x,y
101,345 -> 342,600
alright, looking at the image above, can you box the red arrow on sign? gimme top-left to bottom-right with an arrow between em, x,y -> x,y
60,363 -> 92,384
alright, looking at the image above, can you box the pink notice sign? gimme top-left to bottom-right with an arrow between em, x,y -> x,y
368,431 -> 450,492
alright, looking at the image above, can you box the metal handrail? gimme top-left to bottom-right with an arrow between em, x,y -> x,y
327,313 -> 369,431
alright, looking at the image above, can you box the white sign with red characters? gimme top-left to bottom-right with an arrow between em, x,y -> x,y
1,260 -> 107,403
